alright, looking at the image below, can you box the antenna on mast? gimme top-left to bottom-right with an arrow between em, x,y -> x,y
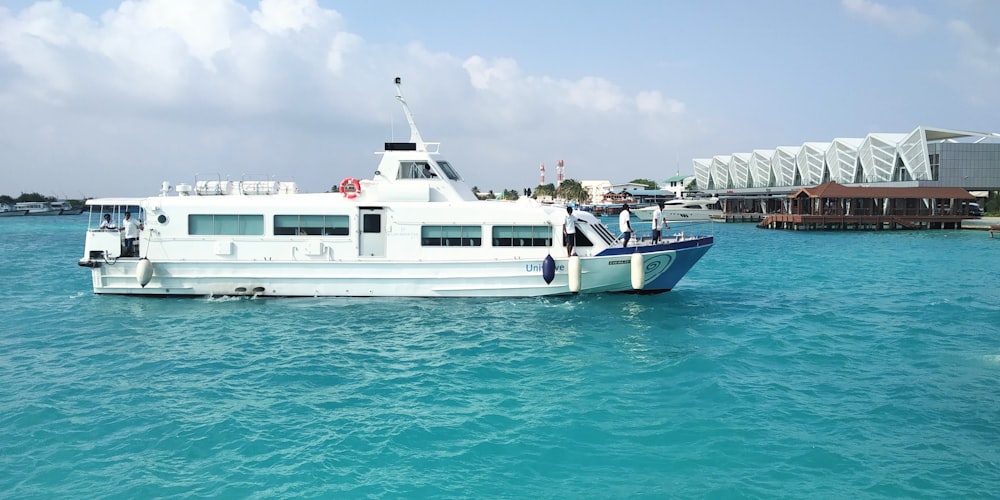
394,77 -> 424,145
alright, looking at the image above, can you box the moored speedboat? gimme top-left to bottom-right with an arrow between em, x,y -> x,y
52,200 -> 83,215
78,78 -> 713,297
633,197 -> 722,222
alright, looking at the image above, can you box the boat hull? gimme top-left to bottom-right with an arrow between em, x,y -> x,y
81,236 -> 713,297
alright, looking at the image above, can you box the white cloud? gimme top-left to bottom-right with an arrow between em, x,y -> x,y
251,0 -> 338,35
948,19 -> 1000,74
841,0 -> 930,35
945,18 -> 1000,104
463,55 -> 520,91
111,0 -> 245,70
635,90 -> 685,116
325,31 -> 361,74
563,77 -> 624,112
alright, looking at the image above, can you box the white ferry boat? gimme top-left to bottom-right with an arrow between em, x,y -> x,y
78,78 -> 713,297
633,198 -> 722,222
15,201 -> 61,215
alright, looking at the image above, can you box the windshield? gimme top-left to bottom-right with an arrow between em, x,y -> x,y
436,161 -> 461,181
88,204 -> 144,230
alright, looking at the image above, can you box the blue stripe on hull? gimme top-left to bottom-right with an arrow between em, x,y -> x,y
642,243 -> 712,291
596,236 -> 714,293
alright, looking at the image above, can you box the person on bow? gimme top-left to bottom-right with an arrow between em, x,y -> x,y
619,203 -> 633,247
563,206 -> 577,257
651,202 -> 663,244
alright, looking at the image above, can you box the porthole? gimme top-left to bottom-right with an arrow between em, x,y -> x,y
157,214 -> 168,224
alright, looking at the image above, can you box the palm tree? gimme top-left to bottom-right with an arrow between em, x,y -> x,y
556,179 -> 589,204
533,183 -> 556,199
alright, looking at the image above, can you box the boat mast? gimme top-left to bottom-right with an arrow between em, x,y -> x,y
394,77 -> 424,146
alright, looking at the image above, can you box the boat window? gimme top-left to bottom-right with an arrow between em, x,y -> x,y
274,215 -> 349,236
88,205 -> 144,230
491,225 -> 551,247
363,214 -> 381,233
189,214 -> 264,235
435,161 -> 461,181
574,227 -> 594,247
421,225 -> 482,246
398,161 -> 435,179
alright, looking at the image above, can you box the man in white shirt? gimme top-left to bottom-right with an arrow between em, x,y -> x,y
651,202 -> 663,243
99,214 -> 116,230
563,206 -> 577,257
121,211 -> 143,257
619,203 -> 633,247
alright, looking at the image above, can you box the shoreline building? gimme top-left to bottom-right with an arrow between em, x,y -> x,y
693,126 -> 1000,214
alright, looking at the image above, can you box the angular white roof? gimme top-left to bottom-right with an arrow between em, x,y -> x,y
692,126 -> 999,190
710,155 -> 732,190
826,138 -> 864,184
729,153 -> 752,189
750,150 -> 775,188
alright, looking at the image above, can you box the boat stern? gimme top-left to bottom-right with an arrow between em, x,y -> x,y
78,230 -> 124,268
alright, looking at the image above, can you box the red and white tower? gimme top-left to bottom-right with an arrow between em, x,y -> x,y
556,160 -> 565,187
539,163 -> 545,184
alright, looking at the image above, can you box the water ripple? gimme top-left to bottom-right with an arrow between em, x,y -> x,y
1,221 -> 999,497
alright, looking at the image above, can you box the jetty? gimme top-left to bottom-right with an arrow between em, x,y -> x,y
713,213 -> 765,223
756,182 -> 980,231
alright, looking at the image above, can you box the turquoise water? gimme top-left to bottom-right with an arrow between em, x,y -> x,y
2,215 -> 999,497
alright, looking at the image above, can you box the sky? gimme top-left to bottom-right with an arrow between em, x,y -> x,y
1,0 -> 998,199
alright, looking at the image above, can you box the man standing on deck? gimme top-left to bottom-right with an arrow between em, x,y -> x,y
121,211 -> 143,257
563,206 -> 577,257
619,203 -> 633,247
651,201 -> 664,244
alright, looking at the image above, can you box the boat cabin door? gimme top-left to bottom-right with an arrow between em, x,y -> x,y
358,207 -> 386,257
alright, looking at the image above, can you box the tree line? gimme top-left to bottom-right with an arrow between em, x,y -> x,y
0,193 -> 84,205
472,178 -> 660,204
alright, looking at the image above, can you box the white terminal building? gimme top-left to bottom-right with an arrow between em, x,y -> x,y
693,126 -> 1000,207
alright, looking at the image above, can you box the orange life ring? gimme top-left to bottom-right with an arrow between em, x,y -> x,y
340,177 -> 361,199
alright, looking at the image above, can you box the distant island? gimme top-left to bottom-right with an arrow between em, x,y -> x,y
0,193 -> 84,207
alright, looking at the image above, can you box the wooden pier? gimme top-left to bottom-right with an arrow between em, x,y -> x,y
750,182 -> 980,232
712,214 -> 765,223
758,214 -> 969,231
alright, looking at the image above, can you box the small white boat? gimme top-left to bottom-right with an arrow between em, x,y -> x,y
0,205 -> 28,217
633,198 -> 722,222
15,201 -> 61,216
78,78 -> 713,297
51,200 -> 83,215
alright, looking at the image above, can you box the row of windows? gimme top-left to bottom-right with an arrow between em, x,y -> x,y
421,225 -> 556,247
492,225 -> 552,247
421,225 -> 481,246
189,215 -> 264,235
189,214 -> 350,236
187,216 -> 570,248
275,214 -> 349,236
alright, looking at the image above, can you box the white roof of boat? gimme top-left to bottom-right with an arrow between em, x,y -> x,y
85,198 -> 146,206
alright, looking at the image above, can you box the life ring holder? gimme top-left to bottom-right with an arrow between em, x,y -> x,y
340,177 -> 361,199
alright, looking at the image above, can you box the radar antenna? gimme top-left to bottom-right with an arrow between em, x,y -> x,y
394,77 -> 424,145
